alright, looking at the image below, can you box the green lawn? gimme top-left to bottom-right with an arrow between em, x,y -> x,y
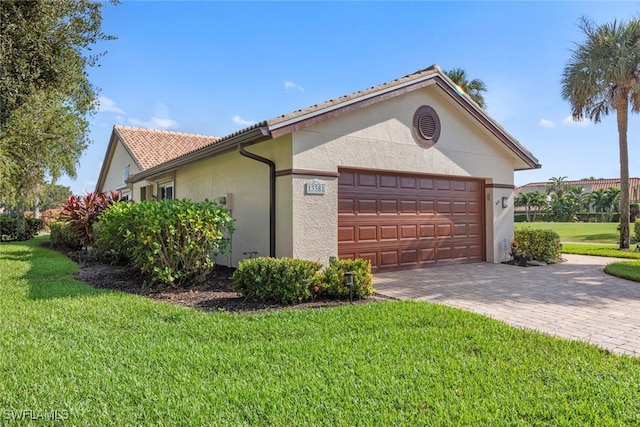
515,222 -> 620,244
2,237 -> 640,425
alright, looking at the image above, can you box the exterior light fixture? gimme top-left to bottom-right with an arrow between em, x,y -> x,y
344,271 -> 354,304
502,197 -> 508,208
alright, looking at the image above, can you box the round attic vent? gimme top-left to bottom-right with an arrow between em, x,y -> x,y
412,105 -> 441,148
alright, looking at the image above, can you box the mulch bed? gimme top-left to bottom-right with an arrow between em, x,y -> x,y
44,243 -> 391,314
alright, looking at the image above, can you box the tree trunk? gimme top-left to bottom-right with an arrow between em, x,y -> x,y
617,95 -> 630,249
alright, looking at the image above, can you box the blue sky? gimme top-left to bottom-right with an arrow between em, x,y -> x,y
64,1 -> 640,194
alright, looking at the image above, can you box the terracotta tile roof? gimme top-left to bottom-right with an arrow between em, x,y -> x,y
515,178 -> 640,194
114,125 -> 220,170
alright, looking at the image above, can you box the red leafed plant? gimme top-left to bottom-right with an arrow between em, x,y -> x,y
60,190 -> 121,248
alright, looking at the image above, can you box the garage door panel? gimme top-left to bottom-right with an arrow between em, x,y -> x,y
358,199 -> 377,214
380,251 -> 399,268
338,226 -> 355,243
436,201 -> 451,214
400,176 -> 417,189
358,173 -> 377,187
419,200 -> 435,213
380,175 -> 398,188
338,169 -> 484,270
420,224 -> 436,237
400,200 -> 417,213
358,226 -> 377,242
339,171 -> 356,187
380,225 -> 398,240
380,199 -> 398,213
401,250 -> 418,265
338,198 -> 355,214
400,225 -> 417,239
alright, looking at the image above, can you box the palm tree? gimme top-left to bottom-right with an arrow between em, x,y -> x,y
588,188 -> 609,222
444,68 -> 488,109
515,190 -> 547,222
561,16 -> 640,248
546,176 -> 569,199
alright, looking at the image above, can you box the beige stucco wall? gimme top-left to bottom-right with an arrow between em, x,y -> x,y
290,86 -> 520,263
101,140 -> 141,194
164,135 -> 293,267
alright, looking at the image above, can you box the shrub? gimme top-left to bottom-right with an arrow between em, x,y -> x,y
41,208 -> 63,231
60,191 -> 120,248
119,199 -> 234,286
0,216 -> 43,241
233,257 -> 322,305
0,215 -> 17,241
319,258 -> 374,299
513,227 -> 562,264
93,202 -> 136,264
49,221 -> 82,250
635,220 -> 640,244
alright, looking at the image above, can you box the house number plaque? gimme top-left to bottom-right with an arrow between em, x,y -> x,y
305,180 -> 325,195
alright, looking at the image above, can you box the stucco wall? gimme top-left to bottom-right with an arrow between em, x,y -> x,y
290,86 -> 519,263
169,135 -> 293,266
101,140 -> 141,194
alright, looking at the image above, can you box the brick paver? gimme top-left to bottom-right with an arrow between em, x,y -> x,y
374,254 -> 640,356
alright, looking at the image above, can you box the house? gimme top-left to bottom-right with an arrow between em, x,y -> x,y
95,65 -> 540,270
515,178 -> 640,202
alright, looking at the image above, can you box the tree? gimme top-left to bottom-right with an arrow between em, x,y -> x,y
588,188 -> 610,222
39,184 -> 73,212
515,190 -> 547,222
561,16 -> 640,248
0,1 -> 114,210
444,68 -> 488,109
546,176 -> 569,199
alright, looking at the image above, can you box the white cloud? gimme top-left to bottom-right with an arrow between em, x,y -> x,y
129,117 -> 179,130
563,115 -> 590,126
284,80 -> 304,92
232,115 -> 255,126
97,96 -> 126,114
539,119 -> 555,128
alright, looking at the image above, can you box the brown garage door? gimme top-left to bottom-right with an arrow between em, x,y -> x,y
338,169 -> 485,270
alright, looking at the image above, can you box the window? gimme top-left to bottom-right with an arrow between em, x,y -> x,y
140,186 -> 147,201
159,182 -> 173,200
123,165 -> 130,182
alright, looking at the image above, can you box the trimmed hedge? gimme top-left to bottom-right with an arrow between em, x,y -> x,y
49,221 -> 83,250
513,227 -> 562,264
233,257 -> 322,305
95,199 -> 234,286
233,256 -> 375,305
0,216 -> 43,241
319,257 -> 374,299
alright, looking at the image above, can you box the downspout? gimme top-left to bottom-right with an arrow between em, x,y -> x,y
238,142 -> 276,257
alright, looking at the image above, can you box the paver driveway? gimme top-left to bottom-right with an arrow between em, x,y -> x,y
374,254 -> 640,356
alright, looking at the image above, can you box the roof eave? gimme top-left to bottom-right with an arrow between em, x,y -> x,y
128,125 -> 271,183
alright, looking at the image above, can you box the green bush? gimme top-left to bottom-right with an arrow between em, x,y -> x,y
108,199 -> 234,286
49,221 -> 82,250
0,216 -> 43,241
94,202 -> 136,264
0,216 -> 17,241
233,257 -> 322,305
319,258 -> 374,299
635,220 -> 640,243
513,227 -> 562,264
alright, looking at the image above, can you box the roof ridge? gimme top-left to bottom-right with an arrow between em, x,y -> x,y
114,125 -> 220,139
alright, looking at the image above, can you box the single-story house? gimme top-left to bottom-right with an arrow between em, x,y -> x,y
96,65 -> 540,270
516,178 -> 640,201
